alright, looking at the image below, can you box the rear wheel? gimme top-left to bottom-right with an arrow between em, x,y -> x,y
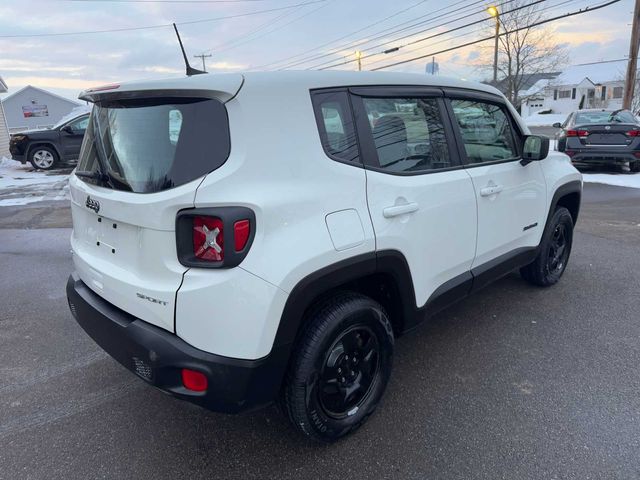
521,207 -> 574,287
29,146 -> 58,170
631,161 -> 640,173
282,292 -> 394,442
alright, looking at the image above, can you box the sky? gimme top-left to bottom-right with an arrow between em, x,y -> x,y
0,0 -> 634,102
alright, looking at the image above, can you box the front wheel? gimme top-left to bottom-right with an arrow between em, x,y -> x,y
282,292 -> 394,442
521,207 -> 574,286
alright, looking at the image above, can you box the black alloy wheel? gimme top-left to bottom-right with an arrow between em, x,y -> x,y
317,325 -> 380,418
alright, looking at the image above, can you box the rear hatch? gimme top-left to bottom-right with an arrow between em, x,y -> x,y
69,75 -> 242,332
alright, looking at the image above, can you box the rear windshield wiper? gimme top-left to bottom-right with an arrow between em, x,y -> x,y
75,170 -> 110,182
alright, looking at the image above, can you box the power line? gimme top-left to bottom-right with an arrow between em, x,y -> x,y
203,0 -> 332,55
64,0 -> 270,3
313,0 -> 547,71
275,0 -> 490,70
251,0 -> 437,70
258,0 -> 484,70
361,0 -> 581,69
0,0 -> 326,38
370,0 -> 621,71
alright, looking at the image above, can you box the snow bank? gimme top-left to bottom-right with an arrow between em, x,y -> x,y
523,112 -> 567,127
0,156 -> 70,206
582,173 -> 640,189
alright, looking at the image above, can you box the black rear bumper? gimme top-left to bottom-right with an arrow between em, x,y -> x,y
568,150 -> 639,166
66,273 -> 289,413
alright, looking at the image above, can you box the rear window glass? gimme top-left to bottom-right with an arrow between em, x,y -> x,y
77,97 -> 229,193
574,110 -> 637,125
311,91 -> 359,163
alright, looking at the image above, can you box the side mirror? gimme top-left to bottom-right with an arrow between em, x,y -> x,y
61,125 -> 74,134
521,135 -> 549,165
552,122 -> 562,128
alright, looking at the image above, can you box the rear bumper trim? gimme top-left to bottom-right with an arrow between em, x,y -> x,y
568,150 -> 638,164
66,273 -> 288,413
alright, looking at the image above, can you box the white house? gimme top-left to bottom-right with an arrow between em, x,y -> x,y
1,85 -> 81,133
0,76 -> 9,158
520,59 -> 628,117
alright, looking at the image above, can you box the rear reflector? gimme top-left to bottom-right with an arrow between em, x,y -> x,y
566,130 -> 589,137
565,150 -> 576,158
181,368 -> 208,392
634,152 -> 640,158
234,219 -> 251,252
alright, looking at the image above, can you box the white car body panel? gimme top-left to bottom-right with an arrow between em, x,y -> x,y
467,161 -> 547,268
69,71 -> 582,361
365,169 -> 477,307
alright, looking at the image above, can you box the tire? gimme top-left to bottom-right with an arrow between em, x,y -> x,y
282,292 -> 394,442
520,206 -> 574,287
29,146 -> 58,170
631,161 -> 640,173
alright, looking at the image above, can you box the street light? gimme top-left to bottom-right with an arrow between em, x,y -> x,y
355,51 -> 363,71
487,5 -> 500,84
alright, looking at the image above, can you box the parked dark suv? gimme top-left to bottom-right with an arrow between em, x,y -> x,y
554,109 -> 640,172
9,113 -> 89,170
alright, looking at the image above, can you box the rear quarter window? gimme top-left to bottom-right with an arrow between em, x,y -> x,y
311,91 -> 360,164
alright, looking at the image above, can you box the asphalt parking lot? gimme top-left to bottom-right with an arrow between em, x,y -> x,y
1,183 -> 639,480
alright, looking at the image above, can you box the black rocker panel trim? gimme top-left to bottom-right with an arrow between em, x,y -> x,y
274,244 -> 544,349
470,247 -> 538,293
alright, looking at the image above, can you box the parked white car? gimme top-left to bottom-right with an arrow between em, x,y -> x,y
66,71 -> 582,442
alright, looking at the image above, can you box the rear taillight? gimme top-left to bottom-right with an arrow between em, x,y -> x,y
176,207 -> 256,268
626,130 -> 640,137
192,216 -> 224,262
566,130 -> 589,137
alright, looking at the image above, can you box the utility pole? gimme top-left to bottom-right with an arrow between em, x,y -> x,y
623,0 -> 640,110
355,51 -> 363,71
487,6 -> 500,84
193,53 -> 212,72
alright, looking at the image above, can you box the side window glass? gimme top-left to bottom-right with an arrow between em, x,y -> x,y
311,91 -> 359,163
451,100 -> 519,164
69,116 -> 89,132
362,97 -> 451,173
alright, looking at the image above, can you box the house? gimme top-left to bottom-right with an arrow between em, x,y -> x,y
0,76 -> 9,158
1,85 -> 81,133
520,59 -> 628,117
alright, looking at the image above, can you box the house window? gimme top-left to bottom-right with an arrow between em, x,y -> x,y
601,86 -> 607,100
587,89 -> 595,98
558,90 -> 571,99
571,88 -> 576,99
553,89 -> 558,100
613,86 -> 623,99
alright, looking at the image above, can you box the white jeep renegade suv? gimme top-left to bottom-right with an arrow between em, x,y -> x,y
66,71 -> 582,442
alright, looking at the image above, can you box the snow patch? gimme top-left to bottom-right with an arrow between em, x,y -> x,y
523,113 -> 567,127
0,156 -> 71,206
582,173 -> 640,189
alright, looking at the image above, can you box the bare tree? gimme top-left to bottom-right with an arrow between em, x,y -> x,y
488,0 -> 568,106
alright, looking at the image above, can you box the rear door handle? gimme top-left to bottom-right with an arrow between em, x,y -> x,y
479,184 -> 503,197
383,202 -> 419,218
